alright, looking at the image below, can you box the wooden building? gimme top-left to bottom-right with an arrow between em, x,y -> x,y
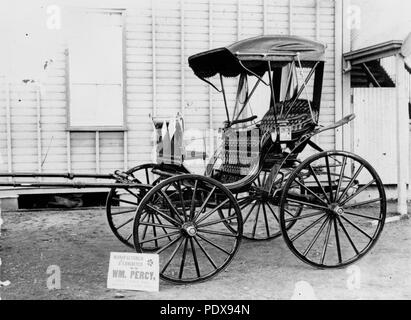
0,0 -> 345,207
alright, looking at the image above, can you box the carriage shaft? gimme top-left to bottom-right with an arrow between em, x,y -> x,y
0,172 -> 115,180
0,181 -> 151,189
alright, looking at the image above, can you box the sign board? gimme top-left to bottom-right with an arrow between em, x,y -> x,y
280,126 -> 292,141
107,252 -> 159,292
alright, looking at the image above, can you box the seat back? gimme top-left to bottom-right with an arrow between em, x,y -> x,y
260,99 -> 317,141
205,127 -> 260,184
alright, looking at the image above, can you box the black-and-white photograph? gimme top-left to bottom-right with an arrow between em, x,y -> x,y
0,0 -> 410,304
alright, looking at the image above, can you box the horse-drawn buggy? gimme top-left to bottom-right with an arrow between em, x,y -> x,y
1,35 -> 386,284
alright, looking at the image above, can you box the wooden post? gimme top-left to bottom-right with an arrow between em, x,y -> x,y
262,0 -> 267,35
408,73 -> 411,201
395,54 -> 409,215
36,85 -> 42,174
180,0 -> 185,116
66,131 -> 71,172
123,131 -> 128,171
208,0 -> 214,158
6,82 -> 12,175
152,1 -> 157,118
288,0 -> 293,35
334,0 -> 343,150
95,131 -> 100,174
341,0 -> 353,153
237,0 -> 241,41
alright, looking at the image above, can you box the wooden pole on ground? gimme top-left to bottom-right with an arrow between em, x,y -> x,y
395,54 -> 409,216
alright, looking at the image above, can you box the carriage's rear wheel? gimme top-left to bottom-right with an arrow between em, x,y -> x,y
133,174 -> 243,284
280,151 -> 386,268
106,164 -> 162,248
225,168 -> 302,241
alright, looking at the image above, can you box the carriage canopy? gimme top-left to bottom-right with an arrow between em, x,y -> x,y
188,35 -> 326,79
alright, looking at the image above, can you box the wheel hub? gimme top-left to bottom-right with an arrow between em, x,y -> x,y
329,203 -> 344,216
182,222 -> 197,237
249,186 -> 270,201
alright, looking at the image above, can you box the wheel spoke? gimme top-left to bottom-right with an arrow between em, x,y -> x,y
340,215 -> 373,240
290,214 -> 327,242
197,228 -> 238,238
112,197 -> 138,206
196,234 -> 231,255
335,156 -> 347,201
110,208 -> 137,216
192,187 -> 217,222
284,210 -> 325,223
303,216 -> 330,257
343,198 -> 382,209
195,198 -> 230,225
239,198 -> 253,210
284,207 -> 296,218
320,218 -> 333,264
227,201 -> 233,220
325,155 -> 334,202
161,237 -> 185,273
141,213 -> 150,242
139,221 -> 180,230
251,202 -> 261,238
151,214 -> 158,248
193,237 -> 218,270
308,165 -> 330,203
333,217 -> 342,263
160,190 -> 184,223
286,198 -> 329,211
189,238 -> 201,278
340,179 -> 376,206
116,217 -> 133,230
337,165 -> 364,203
156,235 -> 182,254
294,179 -> 328,206
266,204 -> 280,223
243,201 -> 257,224
178,238 -> 189,279
262,204 -> 270,238
197,215 -> 238,229
176,181 -> 187,222
153,214 -> 176,241
145,168 -> 150,184
344,211 -> 382,221
336,216 -> 359,255
146,204 -> 181,226
190,180 -> 199,220
124,188 -> 141,200
139,231 -> 181,245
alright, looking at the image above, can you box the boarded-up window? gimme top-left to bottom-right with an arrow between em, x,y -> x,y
68,10 -> 124,128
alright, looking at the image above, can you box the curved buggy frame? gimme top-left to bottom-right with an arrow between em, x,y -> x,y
0,36 -> 386,284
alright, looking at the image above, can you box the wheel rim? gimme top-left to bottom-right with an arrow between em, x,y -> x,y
106,164 -> 162,249
133,175 -> 243,284
280,151 -> 386,268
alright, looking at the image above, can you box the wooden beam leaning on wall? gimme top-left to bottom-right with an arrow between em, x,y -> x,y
395,53 -> 409,215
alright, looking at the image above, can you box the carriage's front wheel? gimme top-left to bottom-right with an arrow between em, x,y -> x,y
133,174 -> 243,284
279,151 -> 386,268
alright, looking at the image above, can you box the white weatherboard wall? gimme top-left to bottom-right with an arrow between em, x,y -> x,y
352,88 -> 397,185
0,0 -> 337,191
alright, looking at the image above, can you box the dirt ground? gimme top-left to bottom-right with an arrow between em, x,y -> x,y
1,202 -> 411,300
